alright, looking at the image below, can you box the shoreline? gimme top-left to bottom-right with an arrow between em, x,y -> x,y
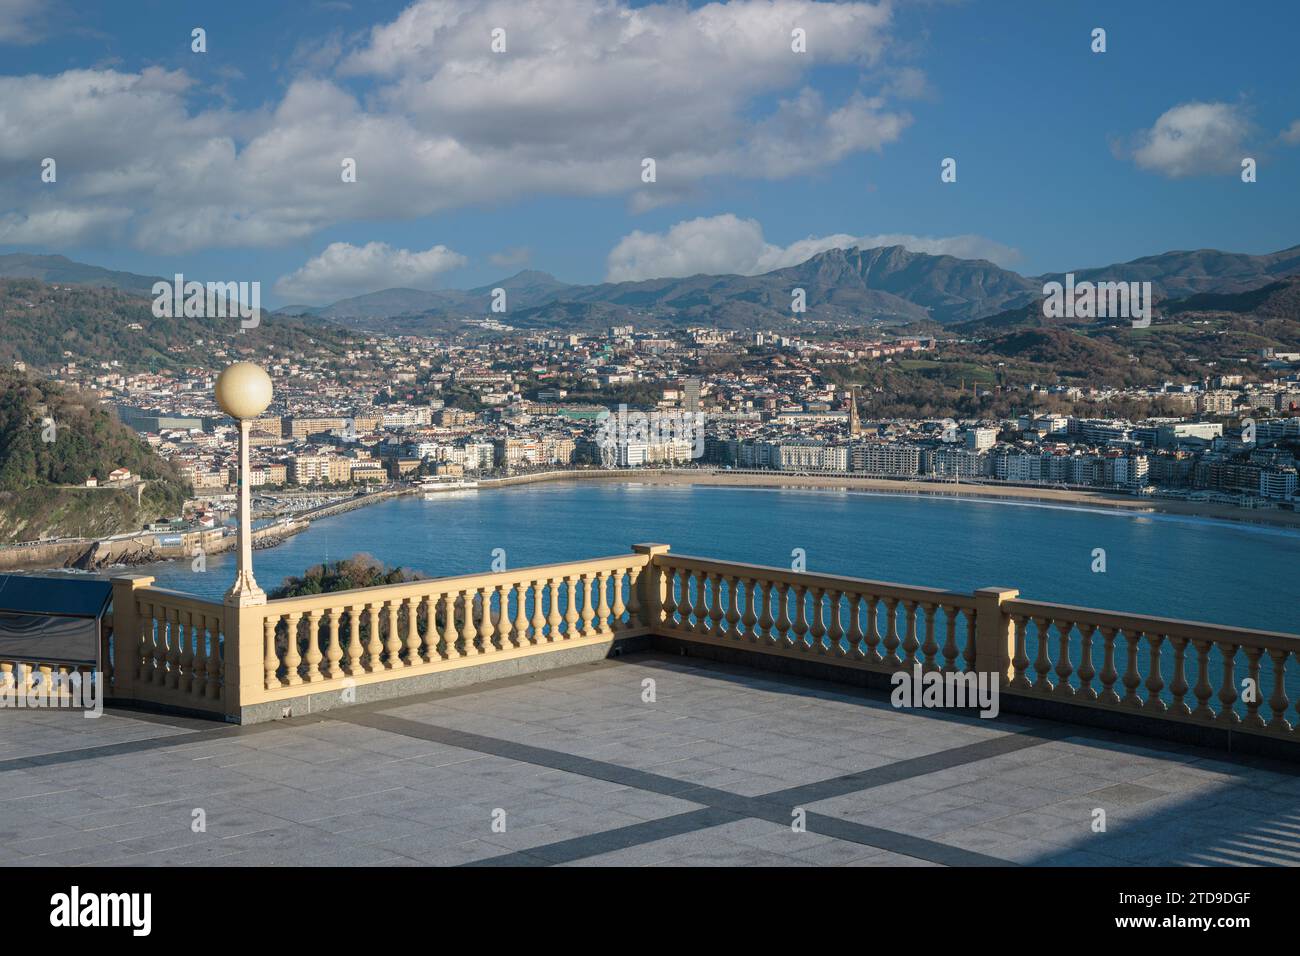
8,469 -> 1297,574
475,469 -> 1300,532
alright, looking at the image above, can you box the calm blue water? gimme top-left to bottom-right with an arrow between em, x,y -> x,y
137,482 -> 1299,635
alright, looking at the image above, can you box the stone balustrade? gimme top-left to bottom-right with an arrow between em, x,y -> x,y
82,545 -> 1299,753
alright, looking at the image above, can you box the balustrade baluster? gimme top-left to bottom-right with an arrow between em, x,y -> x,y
725,576 -> 741,640
206,614 -> 223,700
1098,626 -> 1120,704
529,581 -> 546,643
1143,633 -> 1166,712
1076,624 -> 1097,700
1169,635 -> 1190,715
579,575 -> 596,636
366,603 -> 383,671
1032,617 -> 1053,691
191,613 -> 208,699
662,569 -> 679,628
135,600 -> 152,683
264,616 -> 280,689
1010,616 -> 1031,689
473,588 -> 491,654
707,573 -> 725,635
1243,646 -> 1265,728
596,572 -> 612,636
625,566 -> 641,627
940,605 -> 958,673
882,599 -> 901,667
442,594 -> 460,658
1120,629 -> 1142,707
166,608 -> 182,689
1215,641 -> 1241,725
345,605 -> 363,672
546,579 -> 562,640
1267,648 -> 1292,732
563,577 -> 580,638
828,591 -> 845,657
847,593 -> 865,660
304,610 -> 324,682
420,596 -> 439,662
178,610 -> 194,693
1190,640 -> 1215,720
326,607 -> 344,678
401,597 -> 420,665
284,612 -> 303,686
1055,619 -> 1075,697
919,603 -> 937,671
385,599 -> 403,667
808,587 -> 826,653
514,583 -> 531,646
901,601 -> 919,668
864,597 -> 882,664
757,581 -> 774,644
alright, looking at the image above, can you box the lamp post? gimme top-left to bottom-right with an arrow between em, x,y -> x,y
215,362 -> 273,607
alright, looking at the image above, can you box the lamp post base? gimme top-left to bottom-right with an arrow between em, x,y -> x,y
224,572 -> 267,607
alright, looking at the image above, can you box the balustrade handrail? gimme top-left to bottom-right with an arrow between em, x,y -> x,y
655,553 -> 977,608
1004,597 -> 1300,648
257,552 -> 649,616
106,547 -> 1300,747
135,586 -> 226,617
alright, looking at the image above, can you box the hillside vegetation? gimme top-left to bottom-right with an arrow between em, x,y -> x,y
0,371 -> 189,541
0,279 -> 359,373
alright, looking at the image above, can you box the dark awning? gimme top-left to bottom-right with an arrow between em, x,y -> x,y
0,575 -> 112,667
0,575 -> 112,618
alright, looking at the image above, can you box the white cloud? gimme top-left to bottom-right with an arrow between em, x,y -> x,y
0,0 -> 46,43
0,206 -> 132,245
0,0 -> 913,254
605,214 -> 1020,282
1129,101 -> 1253,177
1281,119 -> 1300,145
274,241 -> 467,302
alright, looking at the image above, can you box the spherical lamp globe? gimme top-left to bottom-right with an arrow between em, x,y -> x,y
215,363 -> 273,421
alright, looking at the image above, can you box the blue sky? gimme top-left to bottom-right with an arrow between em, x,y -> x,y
1,0 -> 1297,306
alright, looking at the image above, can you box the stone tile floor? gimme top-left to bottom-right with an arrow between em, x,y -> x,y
2,653 -> 1299,866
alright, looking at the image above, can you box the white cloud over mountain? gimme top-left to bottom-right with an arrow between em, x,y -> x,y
274,242 -> 466,303
605,214 -> 1021,282
1128,101 -> 1254,178
0,0 -> 910,253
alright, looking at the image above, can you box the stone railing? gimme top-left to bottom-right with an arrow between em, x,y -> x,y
109,580 -> 229,715
647,552 -> 981,675
101,546 -> 1300,752
1001,598 -> 1300,737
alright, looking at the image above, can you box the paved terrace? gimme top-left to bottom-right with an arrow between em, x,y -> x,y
3,653 -> 1300,867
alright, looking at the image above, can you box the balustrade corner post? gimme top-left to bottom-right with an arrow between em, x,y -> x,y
974,587 -> 1019,687
631,543 -> 670,631
109,575 -> 154,701
223,599 -> 268,721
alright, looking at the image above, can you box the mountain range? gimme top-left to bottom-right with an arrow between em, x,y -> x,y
4,242 -> 1300,332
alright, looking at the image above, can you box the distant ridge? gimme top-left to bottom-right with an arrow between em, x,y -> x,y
6,242 -> 1300,330
0,253 -> 163,295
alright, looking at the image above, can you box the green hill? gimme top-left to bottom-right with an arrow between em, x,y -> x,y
0,371 -> 190,541
0,278 -> 359,373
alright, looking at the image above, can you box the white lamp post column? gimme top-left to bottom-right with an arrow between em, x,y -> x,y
215,363 -> 273,608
